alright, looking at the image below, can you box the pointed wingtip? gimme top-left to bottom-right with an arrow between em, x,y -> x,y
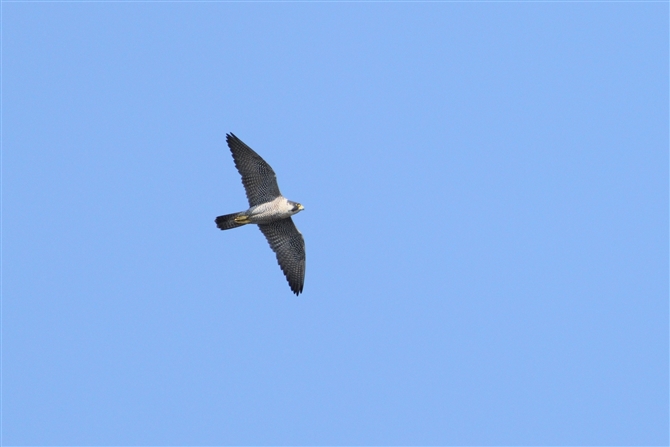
226,133 -> 247,153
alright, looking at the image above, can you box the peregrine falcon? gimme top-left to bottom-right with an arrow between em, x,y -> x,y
215,133 -> 306,295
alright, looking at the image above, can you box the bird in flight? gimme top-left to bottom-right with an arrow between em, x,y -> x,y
215,133 -> 306,295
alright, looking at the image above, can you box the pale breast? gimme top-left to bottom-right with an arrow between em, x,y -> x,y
247,197 -> 293,224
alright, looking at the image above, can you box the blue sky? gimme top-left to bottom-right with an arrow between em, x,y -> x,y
3,2 -> 668,445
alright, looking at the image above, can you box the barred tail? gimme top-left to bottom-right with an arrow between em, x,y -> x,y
215,212 -> 249,230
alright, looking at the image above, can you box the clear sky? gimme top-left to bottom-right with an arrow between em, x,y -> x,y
3,2 -> 668,445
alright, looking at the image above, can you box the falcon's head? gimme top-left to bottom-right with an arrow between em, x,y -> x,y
289,201 -> 305,214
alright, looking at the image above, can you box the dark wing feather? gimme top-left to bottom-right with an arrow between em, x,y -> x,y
226,133 -> 282,207
258,218 -> 305,295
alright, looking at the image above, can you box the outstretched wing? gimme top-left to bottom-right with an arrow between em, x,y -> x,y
226,133 -> 282,207
258,218 -> 305,295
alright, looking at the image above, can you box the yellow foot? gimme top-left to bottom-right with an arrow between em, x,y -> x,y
234,215 -> 251,224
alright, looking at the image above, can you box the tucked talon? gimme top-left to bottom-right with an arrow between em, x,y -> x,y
234,215 -> 251,224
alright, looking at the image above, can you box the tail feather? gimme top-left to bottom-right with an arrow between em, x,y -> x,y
215,212 -> 248,230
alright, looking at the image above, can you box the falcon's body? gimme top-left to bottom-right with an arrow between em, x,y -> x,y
215,133 -> 306,295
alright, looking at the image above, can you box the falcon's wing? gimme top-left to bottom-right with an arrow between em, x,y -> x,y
226,133 -> 282,207
258,218 -> 305,295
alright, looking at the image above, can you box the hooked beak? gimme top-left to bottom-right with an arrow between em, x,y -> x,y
298,204 -> 305,211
